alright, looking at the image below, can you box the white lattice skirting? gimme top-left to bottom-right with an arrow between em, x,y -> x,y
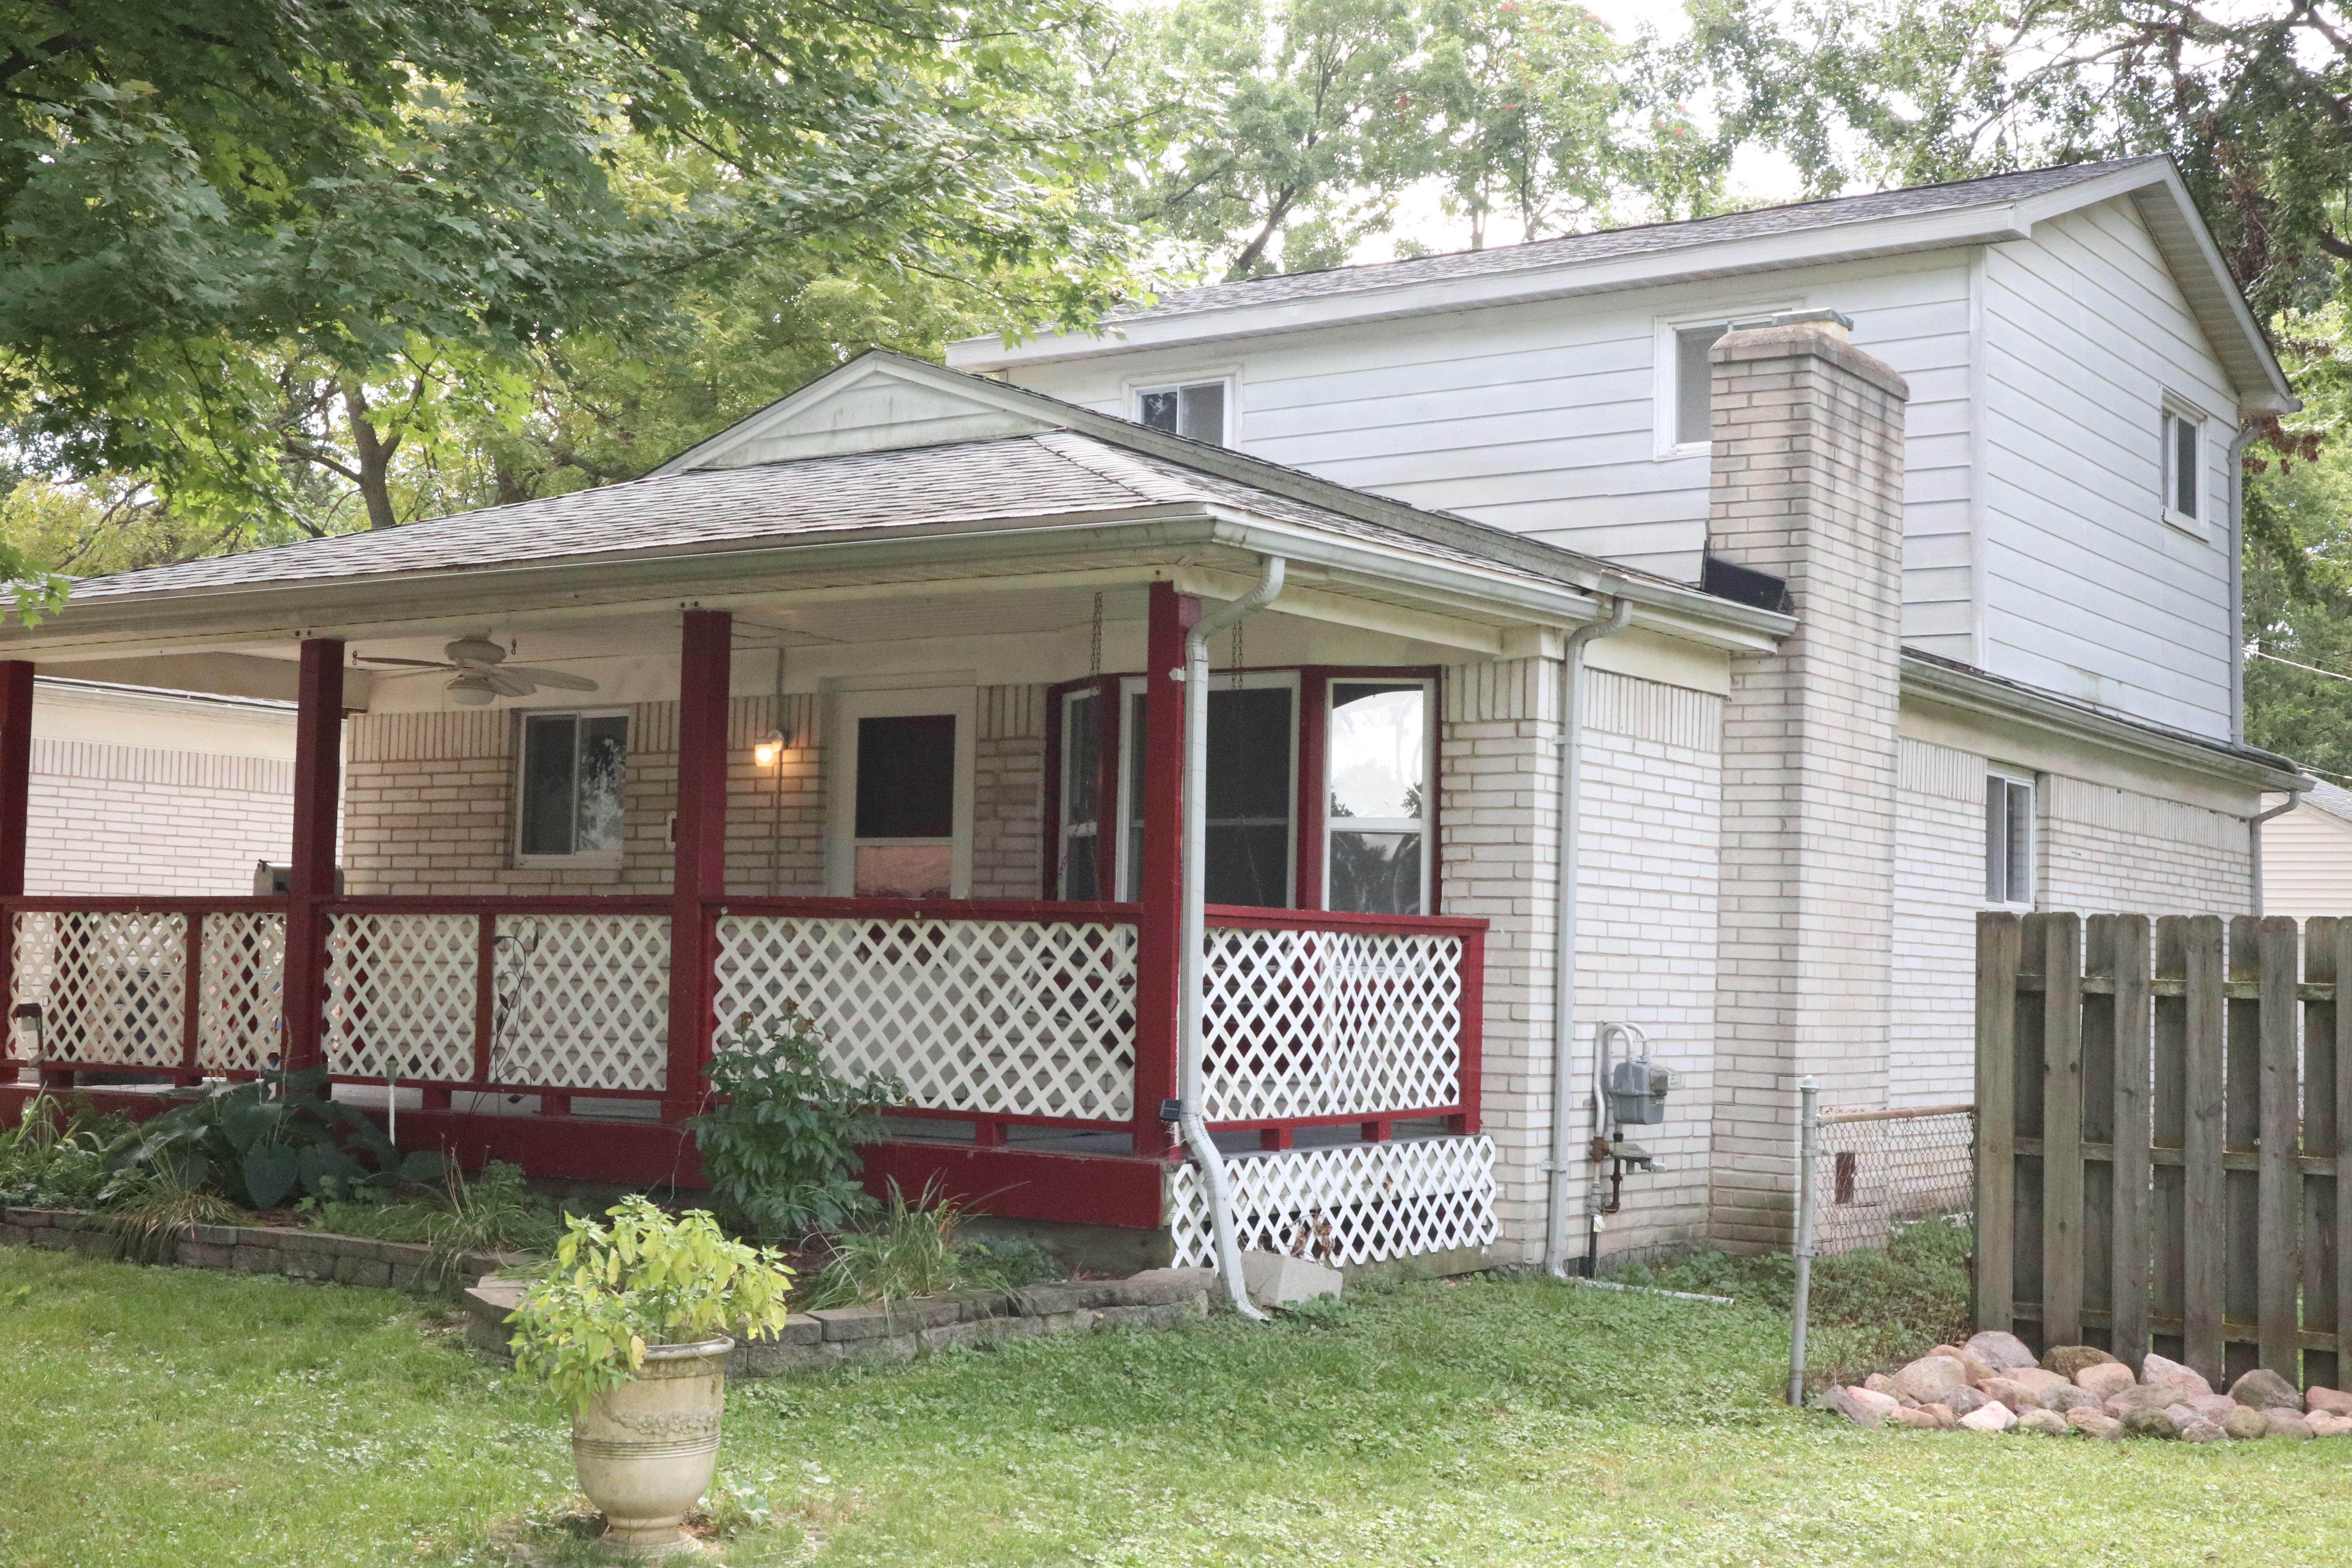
1165,1135 -> 1497,1268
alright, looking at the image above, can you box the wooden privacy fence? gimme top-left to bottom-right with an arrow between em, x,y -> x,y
1976,911 -> 2352,1390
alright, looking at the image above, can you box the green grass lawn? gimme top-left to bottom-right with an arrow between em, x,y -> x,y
7,1248 -> 2352,1568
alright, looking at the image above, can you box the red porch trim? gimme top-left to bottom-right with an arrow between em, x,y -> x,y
666,610 -> 732,1123
0,661 -> 31,1067
281,639 -> 344,1074
1131,583 -> 1196,1159
858,1139 -> 1167,1229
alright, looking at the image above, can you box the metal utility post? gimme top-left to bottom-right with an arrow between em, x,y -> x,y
1788,1076 -> 1819,1406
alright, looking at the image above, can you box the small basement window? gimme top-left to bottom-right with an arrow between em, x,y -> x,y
1984,773 -> 2034,907
2161,405 -> 2203,524
1136,381 -> 1227,445
517,710 -> 629,864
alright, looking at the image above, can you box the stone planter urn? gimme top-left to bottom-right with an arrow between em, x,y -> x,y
570,1336 -> 735,1556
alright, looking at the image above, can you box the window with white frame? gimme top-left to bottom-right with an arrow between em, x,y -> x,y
2161,404 -> 2204,524
517,710 -> 629,863
1135,380 -> 1228,446
1325,680 -> 1433,915
1984,772 -> 2035,907
1670,322 -> 1730,448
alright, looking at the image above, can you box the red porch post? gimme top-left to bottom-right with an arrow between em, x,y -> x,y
281,639 -> 344,1073
1131,582 -> 1196,1158
665,609 -> 732,1123
0,661 -> 31,1077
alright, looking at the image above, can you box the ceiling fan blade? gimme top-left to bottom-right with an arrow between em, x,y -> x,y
481,669 -> 535,697
502,665 -> 599,691
354,656 -> 456,669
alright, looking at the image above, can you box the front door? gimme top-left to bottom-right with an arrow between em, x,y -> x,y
826,685 -> 976,899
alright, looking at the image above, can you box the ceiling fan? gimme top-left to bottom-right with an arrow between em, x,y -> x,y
354,637 -> 600,706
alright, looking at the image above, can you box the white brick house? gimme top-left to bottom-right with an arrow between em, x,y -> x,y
0,157 -> 2306,1275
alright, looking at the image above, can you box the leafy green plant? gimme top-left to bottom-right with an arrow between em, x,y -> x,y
111,1065 -> 444,1210
310,1160 -> 569,1286
958,1235 -> 1067,1292
793,1183 -> 1068,1310
689,1012 -> 903,1241
0,1096 -> 129,1208
94,1167 -> 241,1264
508,1197 -> 794,1412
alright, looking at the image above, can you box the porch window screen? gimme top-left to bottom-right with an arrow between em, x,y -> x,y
1109,682 -> 1296,907
1058,689 -> 1104,900
854,713 -> 956,898
1325,681 -> 1430,915
517,711 -> 628,860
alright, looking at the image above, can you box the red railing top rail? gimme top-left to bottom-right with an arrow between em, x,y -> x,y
0,895 -> 291,913
1203,904 -> 1487,937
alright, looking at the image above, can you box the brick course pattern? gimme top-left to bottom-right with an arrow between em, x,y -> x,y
1440,659 -> 1725,1261
25,738 -> 294,897
1704,321 -> 1911,1252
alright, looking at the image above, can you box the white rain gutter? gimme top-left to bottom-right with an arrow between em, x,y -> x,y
1178,554 -> 1285,1322
1543,590 -> 1634,1280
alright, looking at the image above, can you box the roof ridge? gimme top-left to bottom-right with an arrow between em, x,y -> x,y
1027,429 -> 1211,506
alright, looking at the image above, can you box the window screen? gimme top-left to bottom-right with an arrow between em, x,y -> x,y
1137,381 -> 1227,445
519,711 -> 628,859
2165,409 -> 2200,519
1985,774 -> 2034,906
1059,690 -> 1103,900
1675,324 -> 1729,446
1204,686 -> 1293,907
1326,681 -> 1430,915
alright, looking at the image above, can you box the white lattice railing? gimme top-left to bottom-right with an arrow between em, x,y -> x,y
1165,1134 -> 1498,1267
711,910 -> 1138,1123
1200,921 -> 1467,1123
196,910 -> 285,1073
10,908 -> 187,1067
491,912 -> 670,1092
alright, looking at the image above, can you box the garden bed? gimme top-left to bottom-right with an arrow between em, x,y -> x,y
0,1204 -> 522,1290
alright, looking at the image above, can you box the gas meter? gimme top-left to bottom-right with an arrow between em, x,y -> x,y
1606,1055 -> 1682,1126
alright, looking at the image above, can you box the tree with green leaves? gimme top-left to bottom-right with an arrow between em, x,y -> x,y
0,0 -> 1133,542
1681,0 -> 2352,315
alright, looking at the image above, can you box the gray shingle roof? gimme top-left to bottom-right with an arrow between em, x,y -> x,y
1114,158 -> 2155,323
2299,778 -> 2352,825
66,428 -> 1577,603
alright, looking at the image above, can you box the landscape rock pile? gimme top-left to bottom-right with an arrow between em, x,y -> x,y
1819,1330 -> 2352,1441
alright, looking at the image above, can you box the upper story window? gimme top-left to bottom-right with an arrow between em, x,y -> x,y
1135,380 -> 1227,446
517,710 -> 628,865
1984,772 -> 2035,908
1671,323 -> 1730,448
2161,404 -> 2205,529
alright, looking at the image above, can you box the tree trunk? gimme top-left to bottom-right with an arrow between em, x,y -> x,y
341,382 -> 401,530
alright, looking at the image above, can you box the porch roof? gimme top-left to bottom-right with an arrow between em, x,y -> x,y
0,352 -> 1792,669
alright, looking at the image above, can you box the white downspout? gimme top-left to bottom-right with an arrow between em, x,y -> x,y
2249,789 -> 2305,918
1543,591 -> 1634,1279
1179,556 -> 1285,1321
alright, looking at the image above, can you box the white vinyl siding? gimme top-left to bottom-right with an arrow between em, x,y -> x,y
1007,254 -> 1976,599
1979,199 -> 2236,739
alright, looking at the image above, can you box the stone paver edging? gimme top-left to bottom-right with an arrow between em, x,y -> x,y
1,1205 -> 521,1290
464,1268 -> 1218,1376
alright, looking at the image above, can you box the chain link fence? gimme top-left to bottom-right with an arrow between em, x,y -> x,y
1808,1103 -> 1975,1255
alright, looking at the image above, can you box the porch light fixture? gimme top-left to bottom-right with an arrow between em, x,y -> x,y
752,729 -> 784,769
449,672 -> 497,706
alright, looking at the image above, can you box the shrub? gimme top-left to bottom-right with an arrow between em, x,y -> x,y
689,1012 -> 903,1242
508,1197 -> 794,1411
0,1096 -> 129,1207
111,1065 -> 444,1209
958,1234 -> 1066,1292
795,1183 -> 1068,1309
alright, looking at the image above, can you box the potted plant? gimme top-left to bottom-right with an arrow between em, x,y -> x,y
508,1197 -> 793,1557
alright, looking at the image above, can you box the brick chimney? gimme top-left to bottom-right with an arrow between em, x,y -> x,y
1703,310 -> 1910,1251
